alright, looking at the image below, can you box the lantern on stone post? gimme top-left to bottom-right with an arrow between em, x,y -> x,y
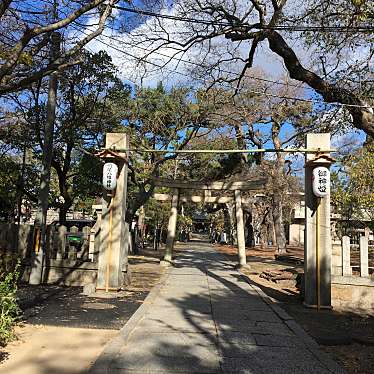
305,152 -> 335,310
95,147 -> 128,292
103,162 -> 118,192
309,155 -> 334,199
96,149 -> 126,196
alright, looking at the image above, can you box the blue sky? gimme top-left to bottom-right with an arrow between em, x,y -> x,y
84,2 -> 368,155
10,1 -> 367,156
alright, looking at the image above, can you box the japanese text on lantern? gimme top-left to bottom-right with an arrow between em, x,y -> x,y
312,166 -> 330,197
103,162 -> 118,190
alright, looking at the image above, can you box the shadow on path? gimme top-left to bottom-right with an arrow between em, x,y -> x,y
92,238 -> 344,373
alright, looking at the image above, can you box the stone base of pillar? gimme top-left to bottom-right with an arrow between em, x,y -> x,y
95,287 -> 122,292
237,263 -> 251,270
90,290 -> 129,299
160,259 -> 173,267
303,302 -> 332,310
123,266 -> 132,286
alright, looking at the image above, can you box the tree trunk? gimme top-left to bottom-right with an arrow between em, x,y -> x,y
272,193 -> 287,254
259,224 -> 268,249
224,203 -> 235,245
29,30 -> 60,285
59,202 -> 71,225
271,120 -> 288,254
233,123 -> 248,166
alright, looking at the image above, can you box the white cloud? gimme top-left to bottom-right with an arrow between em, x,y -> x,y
84,4 -> 299,89
81,0 -> 371,103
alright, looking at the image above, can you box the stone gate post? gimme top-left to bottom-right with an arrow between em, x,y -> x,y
304,133 -> 332,308
96,133 -> 129,291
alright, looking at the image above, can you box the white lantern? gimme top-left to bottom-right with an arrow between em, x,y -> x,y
312,166 -> 330,197
103,162 -> 118,190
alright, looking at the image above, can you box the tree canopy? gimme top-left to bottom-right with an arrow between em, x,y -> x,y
0,0 -> 122,95
118,0 -> 374,137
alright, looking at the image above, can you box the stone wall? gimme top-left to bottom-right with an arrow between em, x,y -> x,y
332,276 -> 374,313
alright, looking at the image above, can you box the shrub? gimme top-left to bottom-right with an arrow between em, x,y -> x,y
0,264 -> 21,346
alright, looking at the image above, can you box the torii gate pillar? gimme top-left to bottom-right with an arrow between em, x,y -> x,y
161,188 -> 180,266
304,133 -> 332,308
96,133 -> 130,291
235,189 -> 247,267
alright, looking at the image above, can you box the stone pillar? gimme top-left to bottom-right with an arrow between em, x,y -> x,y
96,133 -> 129,291
68,226 -> 78,260
162,188 -> 179,265
304,133 -> 331,308
235,189 -> 247,267
342,236 -> 351,276
56,225 -> 67,260
89,205 -> 102,262
360,236 -> 369,277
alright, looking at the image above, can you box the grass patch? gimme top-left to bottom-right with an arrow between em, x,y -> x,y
0,263 -> 21,346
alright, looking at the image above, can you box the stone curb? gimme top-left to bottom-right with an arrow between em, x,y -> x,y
239,270 -> 346,374
89,269 -> 170,374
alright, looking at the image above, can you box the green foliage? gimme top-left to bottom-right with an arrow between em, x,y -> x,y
0,156 -> 19,220
332,144 -> 374,233
1,50 -> 131,221
209,210 -> 226,231
177,136 -> 241,181
72,153 -> 103,206
177,214 -> 193,230
0,264 -> 21,347
143,198 -> 171,232
123,85 -> 210,220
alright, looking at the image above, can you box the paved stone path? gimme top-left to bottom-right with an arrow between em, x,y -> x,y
91,240 -> 344,374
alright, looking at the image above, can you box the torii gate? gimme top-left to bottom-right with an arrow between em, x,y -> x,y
152,178 -> 267,268
97,132 -> 333,310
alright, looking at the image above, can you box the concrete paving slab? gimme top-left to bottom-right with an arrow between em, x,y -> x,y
151,299 -> 212,313
169,268 -> 207,276
165,278 -> 208,285
161,283 -> 210,290
129,329 -> 218,345
145,311 -> 214,323
216,321 -> 295,336
111,370 -> 221,374
220,346 -> 331,373
158,290 -> 211,299
210,296 -> 264,306
211,302 -> 269,312
206,271 -> 241,278
213,310 -> 280,323
91,240 -> 344,374
112,350 -> 221,373
210,289 -> 259,299
253,333 -> 300,347
136,315 -> 216,333
218,331 -> 257,346
145,306 -> 212,317
207,281 -> 252,290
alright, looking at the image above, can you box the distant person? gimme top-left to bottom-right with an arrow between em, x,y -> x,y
215,230 -> 220,243
210,229 -> 217,243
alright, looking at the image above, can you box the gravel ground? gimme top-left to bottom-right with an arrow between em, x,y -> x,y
0,249 -> 164,373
